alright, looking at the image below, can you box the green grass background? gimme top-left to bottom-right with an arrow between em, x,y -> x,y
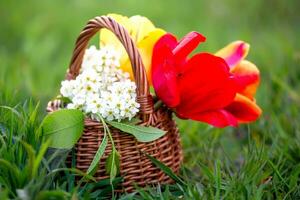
1,0 -> 300,199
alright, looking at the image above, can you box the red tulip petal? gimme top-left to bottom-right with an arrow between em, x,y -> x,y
225,94 -> 262,123
215,41 -> 249,68
178,109 -> 238,127
231,60 -> 260,99
176,53 -> 237,115
152,33 -> 180,107
153,33 -> 178,51
173,31 -> 206,69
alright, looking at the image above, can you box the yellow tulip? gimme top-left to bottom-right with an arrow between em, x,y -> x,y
99,14 -> 166,85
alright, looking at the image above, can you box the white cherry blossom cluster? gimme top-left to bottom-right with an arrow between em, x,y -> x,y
60,45 -> 139,121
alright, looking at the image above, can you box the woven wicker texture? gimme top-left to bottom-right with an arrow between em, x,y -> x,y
47,16 -> 183,192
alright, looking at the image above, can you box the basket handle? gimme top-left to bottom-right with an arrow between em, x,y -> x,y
67,16 -> 154,117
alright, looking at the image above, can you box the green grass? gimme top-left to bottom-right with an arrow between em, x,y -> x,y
1,0 -> 300,199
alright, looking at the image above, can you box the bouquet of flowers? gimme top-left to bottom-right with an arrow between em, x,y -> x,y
60,45 -> 140,122
45,14 -> 262,191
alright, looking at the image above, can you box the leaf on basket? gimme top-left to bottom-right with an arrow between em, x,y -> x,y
105,149 -> 120,182
87,133 -> 108,175
121,117 -> 141,125
106,121 -> 166,142
41,109 -> 84,149
145,153 -> 186,186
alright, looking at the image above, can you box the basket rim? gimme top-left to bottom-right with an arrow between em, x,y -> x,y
66,16 -> 154,120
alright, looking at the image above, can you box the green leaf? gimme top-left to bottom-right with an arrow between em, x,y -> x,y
41,109 -> 84,149
47,168 -> 96,182
54,96 -> 72,104
107,121 -> 166,142
105,149 -> 120,182
20,141 -> 36,179
32,139 -> 51,178
121,118 -> 141,125
145,153 -> 186,186
87,134 -> 108,175
0,159 -> 21,175
29,101 -> 40,126
35,190 -> 67,200
0,105 -> 21,118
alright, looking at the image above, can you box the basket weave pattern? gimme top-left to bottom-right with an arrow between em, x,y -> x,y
47,16 -> 183,192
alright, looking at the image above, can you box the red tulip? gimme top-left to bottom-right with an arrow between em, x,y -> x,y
151,32 -> 240,127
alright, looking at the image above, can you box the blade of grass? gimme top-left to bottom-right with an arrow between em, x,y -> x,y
214,160 -> 221,200
47,168 -> 96,182
32,139 -> 51,178
144,153 -> 186,186
20,141 -> 36,179
267,160 -> 289,188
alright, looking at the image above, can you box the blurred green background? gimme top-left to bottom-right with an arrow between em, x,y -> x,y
1,0 -> 299,105
1,0 -> 300,197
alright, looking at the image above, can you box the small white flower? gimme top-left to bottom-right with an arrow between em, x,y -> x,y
79,69 -> 99,83
103,107 -> 115,121
60,80 -> 76,98
67,103 -> 76,109
60,45 -> 139,121
84,95 -> 101,113
72,94 -> 86,106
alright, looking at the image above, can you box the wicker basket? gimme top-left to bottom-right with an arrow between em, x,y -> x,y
47,16 -> 183,192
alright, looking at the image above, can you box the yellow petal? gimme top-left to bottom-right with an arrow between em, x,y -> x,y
215,41 -> 250,68
99,14 -> 156,50
99,14 -> 165,86
138,28 -> 166,84
99,14 -> 131,52
231,60 -> 260,99
129,15 -> 156,42
120,28 -> 166,84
